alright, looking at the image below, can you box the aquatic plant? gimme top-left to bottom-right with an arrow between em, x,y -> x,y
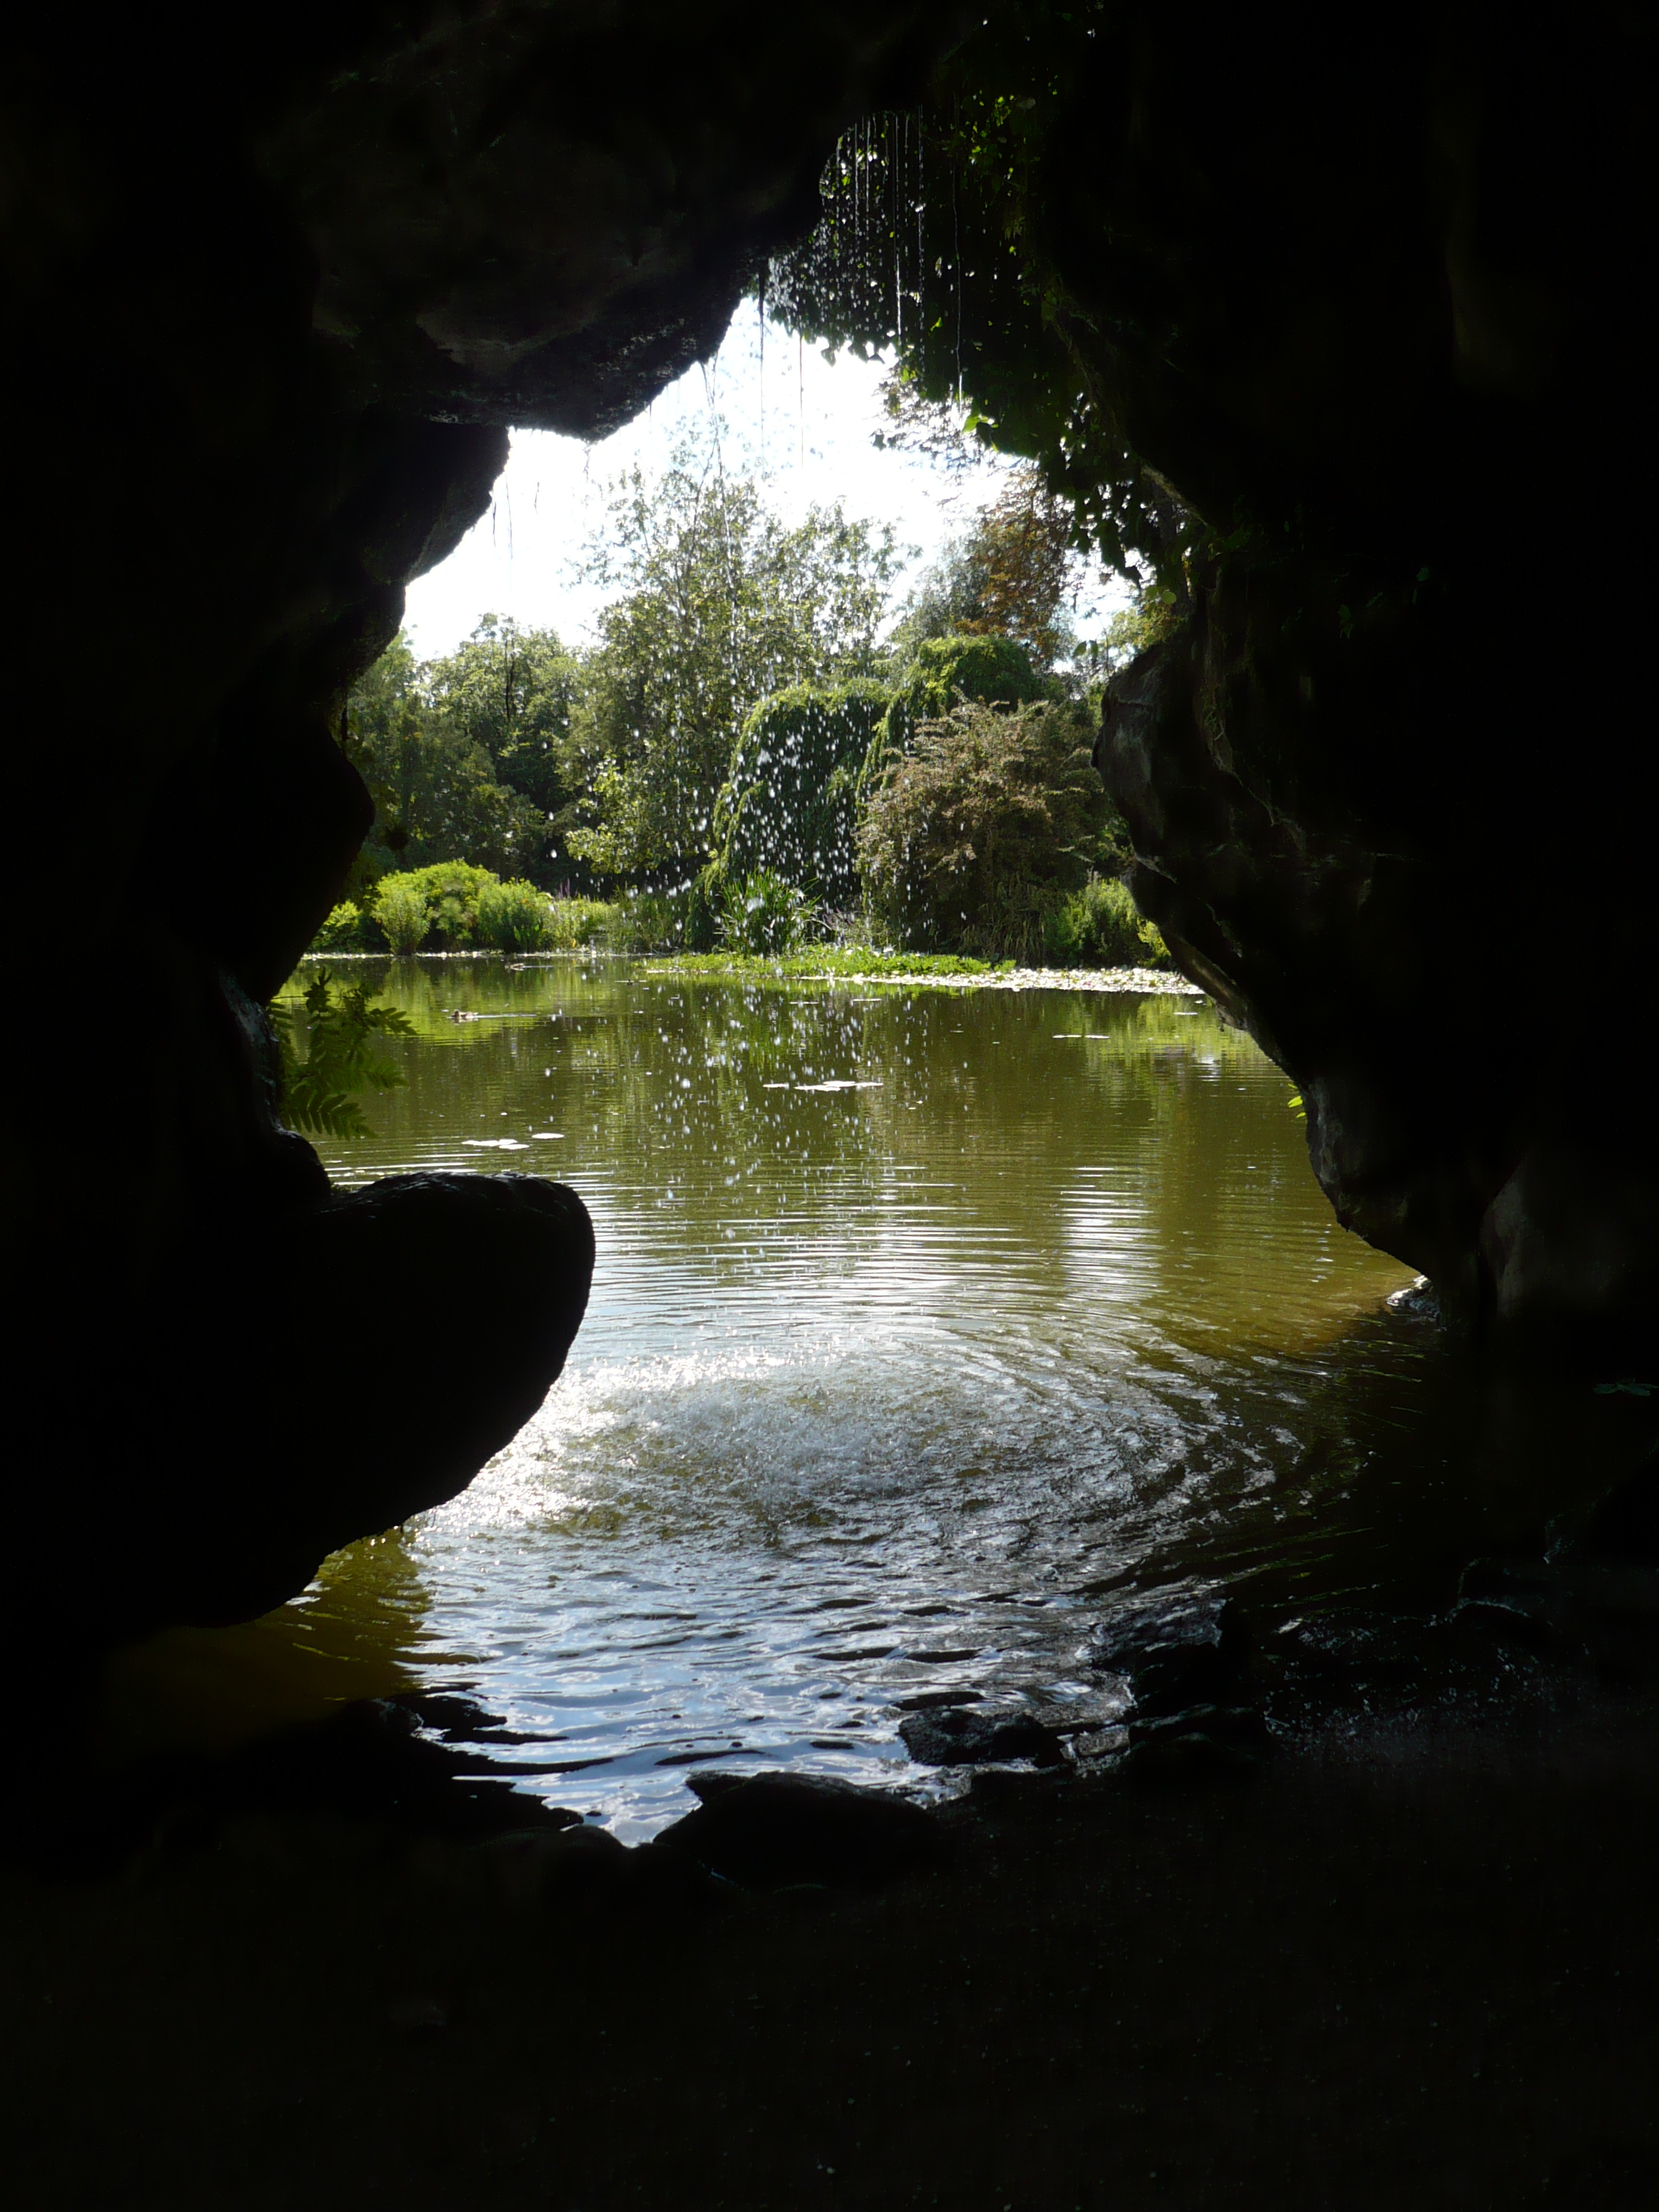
474,877 -> 555,953
373,878 -> 430,955
644,946 -> 1007,981
718,870 -> 821,957
602,888 -> 687,954
543,897 -> 616,950
372,862 -> 498,953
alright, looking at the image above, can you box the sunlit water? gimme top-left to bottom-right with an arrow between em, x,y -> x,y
112,957 -> 1654,1837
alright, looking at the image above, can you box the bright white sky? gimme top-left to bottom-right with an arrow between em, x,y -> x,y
403,304 -> 1125,660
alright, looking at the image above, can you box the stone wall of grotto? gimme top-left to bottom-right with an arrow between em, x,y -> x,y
0,1 -> 959,1649
1063,9 -> 1651,1350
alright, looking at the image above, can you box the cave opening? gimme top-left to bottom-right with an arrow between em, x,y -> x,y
5,5 -> 1657,2203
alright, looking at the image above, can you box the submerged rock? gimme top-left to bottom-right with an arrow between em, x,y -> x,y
1279,1608 -> 1449,1683
1384,1276 -> 1441,1323
1456,1540 -> 1659,1683
654,1773 -> 947,1890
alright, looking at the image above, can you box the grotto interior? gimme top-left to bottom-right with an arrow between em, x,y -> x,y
3,6 -> 1657,2201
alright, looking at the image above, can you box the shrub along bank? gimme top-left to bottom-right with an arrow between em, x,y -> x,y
311,865 -> 613,956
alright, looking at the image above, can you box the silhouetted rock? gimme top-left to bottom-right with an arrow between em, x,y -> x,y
30,1172 -> 596,1650
1088,1599 -> 1249,1716
1454,1547 -> 1659,1683
654,1773 -> 947,1889
899,1707 -> 1065,1767
1282,1607 -> 1451,1682
1122,1705 -> 1275,1782
1578,1448 -> 1659,1566
2,0 -> 1654,1672
0,2 -> 946,1653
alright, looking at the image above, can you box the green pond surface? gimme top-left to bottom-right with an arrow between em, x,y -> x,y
118,956 -> 1653,1837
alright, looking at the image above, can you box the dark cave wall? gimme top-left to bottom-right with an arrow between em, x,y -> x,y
0,1 -> 962,1650
1057,5 -> 1656,1349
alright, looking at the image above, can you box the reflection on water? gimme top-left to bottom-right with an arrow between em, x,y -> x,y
108,958 -> 1655,1834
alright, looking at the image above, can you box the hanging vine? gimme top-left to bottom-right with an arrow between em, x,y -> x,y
762,2 -> 1199,596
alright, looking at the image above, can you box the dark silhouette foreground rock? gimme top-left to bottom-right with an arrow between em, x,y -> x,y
0,2 -> 949,1647
655,1771 -> 948,1889
898,1705 -> 1065,1768
16,1169 -> 593,1654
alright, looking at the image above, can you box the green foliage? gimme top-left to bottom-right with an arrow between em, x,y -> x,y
683,862 -> 726,952
646,946 -> 1007,980
341,627 -> 555,886
716,677 -> 890,907
373,878 -> 430,955
423,615 -> 580,832
544,897 -> 616,950
270,973 -> 413,1138
873,634 -> 1048,778
884,464 -> 1076,673
310,899 -> 371,952
371,862 -> 499,954
474,877 -> 555,953
1076,587 -> 1185,683
858,695 -> 1108,961
763,8 -> 1199,591
602,889 -> 687,954
559,438 -> 899,886
1041,873 -> 1170,969
718,870 -> 820,957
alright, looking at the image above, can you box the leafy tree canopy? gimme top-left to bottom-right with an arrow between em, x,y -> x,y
858,694 -> 1108,961
716,676 -> 891,907
877,632 -> 1048,771
560,438 -> 900,884
341,623 -> 562,887
424,616 -> 580,821
884,462 -> 1078,671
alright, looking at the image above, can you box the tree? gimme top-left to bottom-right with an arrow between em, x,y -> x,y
884,462 -> 1077,672
952,466 -> 1075,668
715,677 -> 891,908
560,441 -> 899,884
423,617 -> 581,836
877,634 -> 1048,765
856,695 -> 1108,960
341,631 -> 551,883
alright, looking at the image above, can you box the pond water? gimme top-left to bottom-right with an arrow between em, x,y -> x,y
106,957 -> 1652,1835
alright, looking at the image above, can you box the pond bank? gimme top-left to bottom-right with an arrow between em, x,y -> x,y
641,958 -> 1201,994
299,950 -> 1201,995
